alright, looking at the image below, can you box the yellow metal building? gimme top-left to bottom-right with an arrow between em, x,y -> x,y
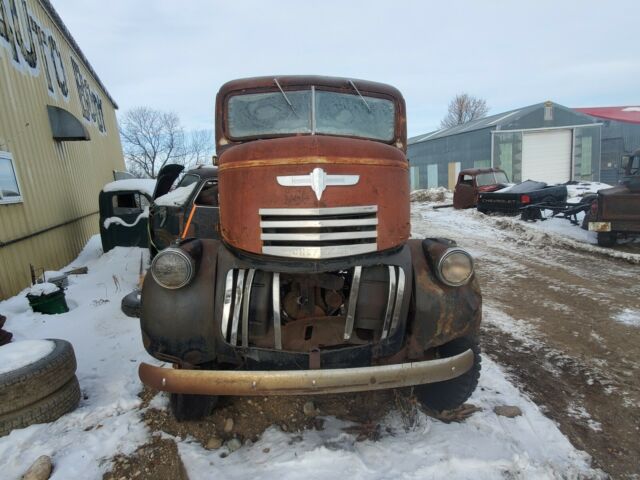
0,0 -> 124,298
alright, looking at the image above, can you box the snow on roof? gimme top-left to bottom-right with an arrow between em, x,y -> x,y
574,106 -> 640,125
154,183 -> 197,207
102,179 -> 156,198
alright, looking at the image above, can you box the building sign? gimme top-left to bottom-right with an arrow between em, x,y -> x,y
0,0 -> 106,133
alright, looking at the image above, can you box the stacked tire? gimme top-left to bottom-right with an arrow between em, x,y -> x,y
0,339 -> 81,437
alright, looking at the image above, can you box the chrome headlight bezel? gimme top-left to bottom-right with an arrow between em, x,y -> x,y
436,248 -> 474,287
150,247 -> 195,289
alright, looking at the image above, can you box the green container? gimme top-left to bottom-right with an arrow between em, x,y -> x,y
27,289 -> 69,315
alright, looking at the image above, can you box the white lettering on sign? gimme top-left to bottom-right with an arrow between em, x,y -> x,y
0,0 -> 106,133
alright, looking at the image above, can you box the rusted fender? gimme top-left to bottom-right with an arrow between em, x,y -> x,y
139,349 -> 474,396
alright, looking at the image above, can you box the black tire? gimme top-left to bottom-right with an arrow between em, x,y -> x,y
414,336 -> 481,412
121,289 -> 142,318
597,232 -> 617,247
0,375 -> 80,437
170,393 -> 218,421
0,339 -> 76,415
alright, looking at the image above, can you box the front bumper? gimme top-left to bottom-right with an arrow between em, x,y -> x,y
139,348 -> 474,396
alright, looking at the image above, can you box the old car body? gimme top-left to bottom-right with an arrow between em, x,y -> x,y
453,168 -> 510,209
139,76 -> 482,419
99,179 -> 156,252
148,166 -> 220,255
588,149 -> 640,246
477,180 -> 567,215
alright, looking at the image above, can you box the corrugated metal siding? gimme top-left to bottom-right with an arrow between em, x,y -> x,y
600,120 -> 640,184
0,0 -> 124,298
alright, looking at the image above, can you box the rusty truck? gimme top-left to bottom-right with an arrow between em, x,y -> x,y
587,149 -> 640,246
138,76 -> 482,421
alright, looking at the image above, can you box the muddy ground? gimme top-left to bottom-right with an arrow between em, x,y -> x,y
105,208 -> 639,479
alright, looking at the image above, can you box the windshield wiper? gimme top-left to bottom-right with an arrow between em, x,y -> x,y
349,80 -> 371,113
273,78 -> 298,117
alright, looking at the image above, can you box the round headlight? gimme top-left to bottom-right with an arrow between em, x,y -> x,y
151,248 -> 195,289
437,248 -> 474,286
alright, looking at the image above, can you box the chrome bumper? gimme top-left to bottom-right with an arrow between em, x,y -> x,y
138,349 -> 474,396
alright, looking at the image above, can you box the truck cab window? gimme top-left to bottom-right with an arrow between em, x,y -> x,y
195,181 -> 218,207
112,193 -> 148,215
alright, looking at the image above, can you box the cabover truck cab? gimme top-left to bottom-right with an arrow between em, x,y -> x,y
588,149 -> 640,247
453,168 -> 510,209
139,76 -> 482,421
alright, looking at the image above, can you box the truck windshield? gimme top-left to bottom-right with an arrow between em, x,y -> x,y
476,171 -> 509,186
227,88 -> 395,141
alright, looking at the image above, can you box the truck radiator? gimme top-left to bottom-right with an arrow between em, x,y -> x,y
258,205 -> 378,259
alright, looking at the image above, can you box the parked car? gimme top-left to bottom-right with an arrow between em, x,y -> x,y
99,179 -> 156,252
477,180 -> 567,215
587,149 -> 640,246
148,165 -> 220,256
138,76 -> 482,422
453,168 -> 510,209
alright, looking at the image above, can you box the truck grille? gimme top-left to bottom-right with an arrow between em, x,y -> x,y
259,205 -> 378,259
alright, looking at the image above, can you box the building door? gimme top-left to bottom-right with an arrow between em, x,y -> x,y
447,162 -> 461,190
427,164 -> 438,188
521,129 -> 572,183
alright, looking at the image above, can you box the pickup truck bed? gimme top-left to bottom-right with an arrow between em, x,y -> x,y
477,180 -> 568,215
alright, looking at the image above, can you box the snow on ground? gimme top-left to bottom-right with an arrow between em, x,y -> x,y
0,237 -> 152,480
0,340 -> 54,375
175,356 -> 600,480
0,236 -> 603,479
614,309 -> 640,328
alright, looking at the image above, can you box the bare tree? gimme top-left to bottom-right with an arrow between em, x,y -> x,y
440,93 -> 489,129
119,107 -> 214,178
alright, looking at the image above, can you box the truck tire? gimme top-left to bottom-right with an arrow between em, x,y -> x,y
413,336 -> 481,412
0,375 -> 80,437
597,232 -> 617,247
170,393 -> 218,422
0,339 -> 77,415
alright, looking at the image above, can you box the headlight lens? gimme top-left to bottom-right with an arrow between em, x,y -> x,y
438,248 -> 474,286
151,248 -> 195,289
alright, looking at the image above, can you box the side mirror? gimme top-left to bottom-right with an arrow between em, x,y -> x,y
212,155 -> 218,166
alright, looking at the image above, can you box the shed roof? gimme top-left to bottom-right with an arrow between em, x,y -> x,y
408,101 -> 597,145
39,0 -> 118,109
574,106 -> 640,125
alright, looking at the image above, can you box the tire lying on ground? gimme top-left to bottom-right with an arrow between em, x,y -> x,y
0,339 -> 80,436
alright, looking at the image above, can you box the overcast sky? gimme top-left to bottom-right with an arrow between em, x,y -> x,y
54,0 -> 639,138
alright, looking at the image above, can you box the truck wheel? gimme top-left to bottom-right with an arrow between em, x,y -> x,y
0,376 -> 80,437
597,232 -> 617,247
0,339 -> 77,415
413,336 -> 481,412
170,393 -> 218,421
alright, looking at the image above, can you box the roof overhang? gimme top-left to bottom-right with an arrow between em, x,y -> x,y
47,105 -> 90,141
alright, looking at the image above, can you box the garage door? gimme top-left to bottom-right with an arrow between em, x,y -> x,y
521,129 -> 572,184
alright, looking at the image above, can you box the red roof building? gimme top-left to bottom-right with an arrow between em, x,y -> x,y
574,106 -> 640,125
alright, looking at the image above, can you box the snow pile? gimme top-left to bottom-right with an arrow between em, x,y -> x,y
566,182 -> 611,203
176,357 -> 600,480
103,207 -> 150,229
102,179 -> 156,198
27,283 -> 59,296
0,340 -> 54,375
410,187 -> 450,203
0,237 -> 152,479
154,183 -> 196,207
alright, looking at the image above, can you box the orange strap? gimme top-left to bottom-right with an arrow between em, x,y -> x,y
181,205 -> 197,239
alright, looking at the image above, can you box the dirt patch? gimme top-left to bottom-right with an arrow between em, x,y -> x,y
103,436 -> 187,480
143,388 -> 405,448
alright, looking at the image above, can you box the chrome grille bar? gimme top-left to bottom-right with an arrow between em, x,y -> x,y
272,272 -> 282,350
220,270 -> 234,340
259,205 -> 377,216
229,269 -> 245,346
380,266 -> 397,339
343,266 -> 362,340
241,269 -> 255,348
389,267 -> 406,334
260,218 -> 378,228
261,231 -> 377,241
